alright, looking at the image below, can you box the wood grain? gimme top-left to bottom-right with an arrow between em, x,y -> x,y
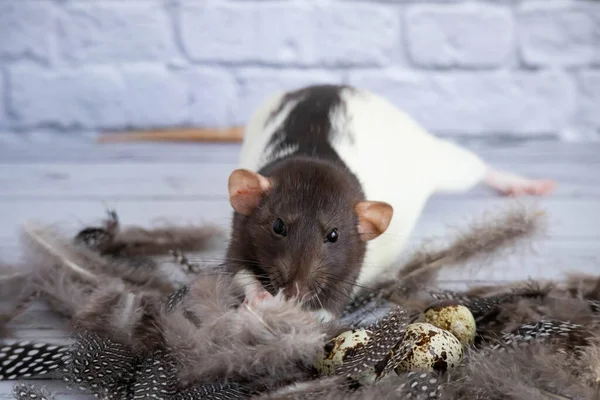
1,161 -> 598,200
97,127 -> 245,143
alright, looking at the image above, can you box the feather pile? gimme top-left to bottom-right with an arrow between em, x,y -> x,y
1,203 -> 600,400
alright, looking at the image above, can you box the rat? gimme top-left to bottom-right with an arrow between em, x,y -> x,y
223,84 -> 555,322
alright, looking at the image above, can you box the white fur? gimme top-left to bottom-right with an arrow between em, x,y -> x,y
232,269 -> 265,299
239,92 -> 300,170
238,87 -> 488,289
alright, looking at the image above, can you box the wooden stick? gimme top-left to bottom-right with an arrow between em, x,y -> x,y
96,127 -> 245,144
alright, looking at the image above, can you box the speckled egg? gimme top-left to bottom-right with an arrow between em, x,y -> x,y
315,328 -> 371,376
394,322 -> 463,374
421,301 -> 476,346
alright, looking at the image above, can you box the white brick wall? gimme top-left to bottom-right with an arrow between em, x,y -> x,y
1,0 -> 599,140
405,4 -> 514,68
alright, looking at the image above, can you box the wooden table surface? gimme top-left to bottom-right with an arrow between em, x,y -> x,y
0,138 -> 599,398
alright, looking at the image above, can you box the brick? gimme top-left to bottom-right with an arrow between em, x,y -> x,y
120,65 -> 190,128
179,2 -> 312,65
8,65 -> 190,129
575,71 -> 600,132
0,70 -> 7,127
348,69 -> 575,136
58,1 -> 175,64
0,0 -> 57,62
517,1 -> 600,66
309,3 -> 400,66
405,4 -> 514,68
8,65 -> 127,129
179,2 -> 399,66
177,69 -> 237,127
233,69 -> 346,125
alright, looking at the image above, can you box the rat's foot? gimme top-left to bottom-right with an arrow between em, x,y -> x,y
484,169 -> 556,197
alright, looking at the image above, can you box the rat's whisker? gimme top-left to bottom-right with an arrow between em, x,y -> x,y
318,272 -> 378,292
166,255 -> 264,266
299,290 -> 312,306
318,280 -> 384,321
319,290 -> 351,309
313,283 -> 325,310
317,280 -> 354,304
163,269 -> 236,278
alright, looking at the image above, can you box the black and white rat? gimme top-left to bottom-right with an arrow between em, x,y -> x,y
224,84 -> 555,322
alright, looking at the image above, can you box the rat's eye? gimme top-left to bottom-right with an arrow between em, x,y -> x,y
272,218 -> 287,237
325,228 -> 338,243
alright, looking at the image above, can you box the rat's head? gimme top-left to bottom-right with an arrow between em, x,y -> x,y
227,158 -> 393,313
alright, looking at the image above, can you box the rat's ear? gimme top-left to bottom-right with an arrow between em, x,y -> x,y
355,201 -> 393,241
228,169 -> 272,216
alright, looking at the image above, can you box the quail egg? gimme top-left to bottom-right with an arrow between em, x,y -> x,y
315,328 -> 371,376
394,322 -> 463,374
421,301 -> 476,346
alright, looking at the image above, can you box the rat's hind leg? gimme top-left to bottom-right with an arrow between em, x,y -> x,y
483,168 -> 555,197
432,139 -> 556,197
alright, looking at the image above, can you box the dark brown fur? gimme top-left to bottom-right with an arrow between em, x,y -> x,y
226,156 -> 368,317
224,85 -> 377,318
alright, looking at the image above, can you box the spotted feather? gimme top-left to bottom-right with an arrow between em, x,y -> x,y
170,250 -> 203,274
165,285 -> 190,312
341,290 -> 382,318
61,331 -> 139,399
73,209 -> 119,252
396,371 -> 444,399
427,290 -> 510,323
0,341 -> 68,380
340,291 -> 394,328
333,306 -> 415,381
586,299 -> 600,313
11,382 -> 56,400
488,319 -> 588,352
171,382 -> 249,400
131,350 -> 178,399
341,285 -> 412,322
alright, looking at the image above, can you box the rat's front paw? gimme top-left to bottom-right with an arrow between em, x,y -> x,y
243,290 -> 274,307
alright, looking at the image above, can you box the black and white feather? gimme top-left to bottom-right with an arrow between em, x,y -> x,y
61,331 -> 139,399
171,383 -> 249,400
0,341 -> 68,380
396,371 -> 445,400
334,306 -> 415,381
11,382 -> 56,400
489,319 -> 589,351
